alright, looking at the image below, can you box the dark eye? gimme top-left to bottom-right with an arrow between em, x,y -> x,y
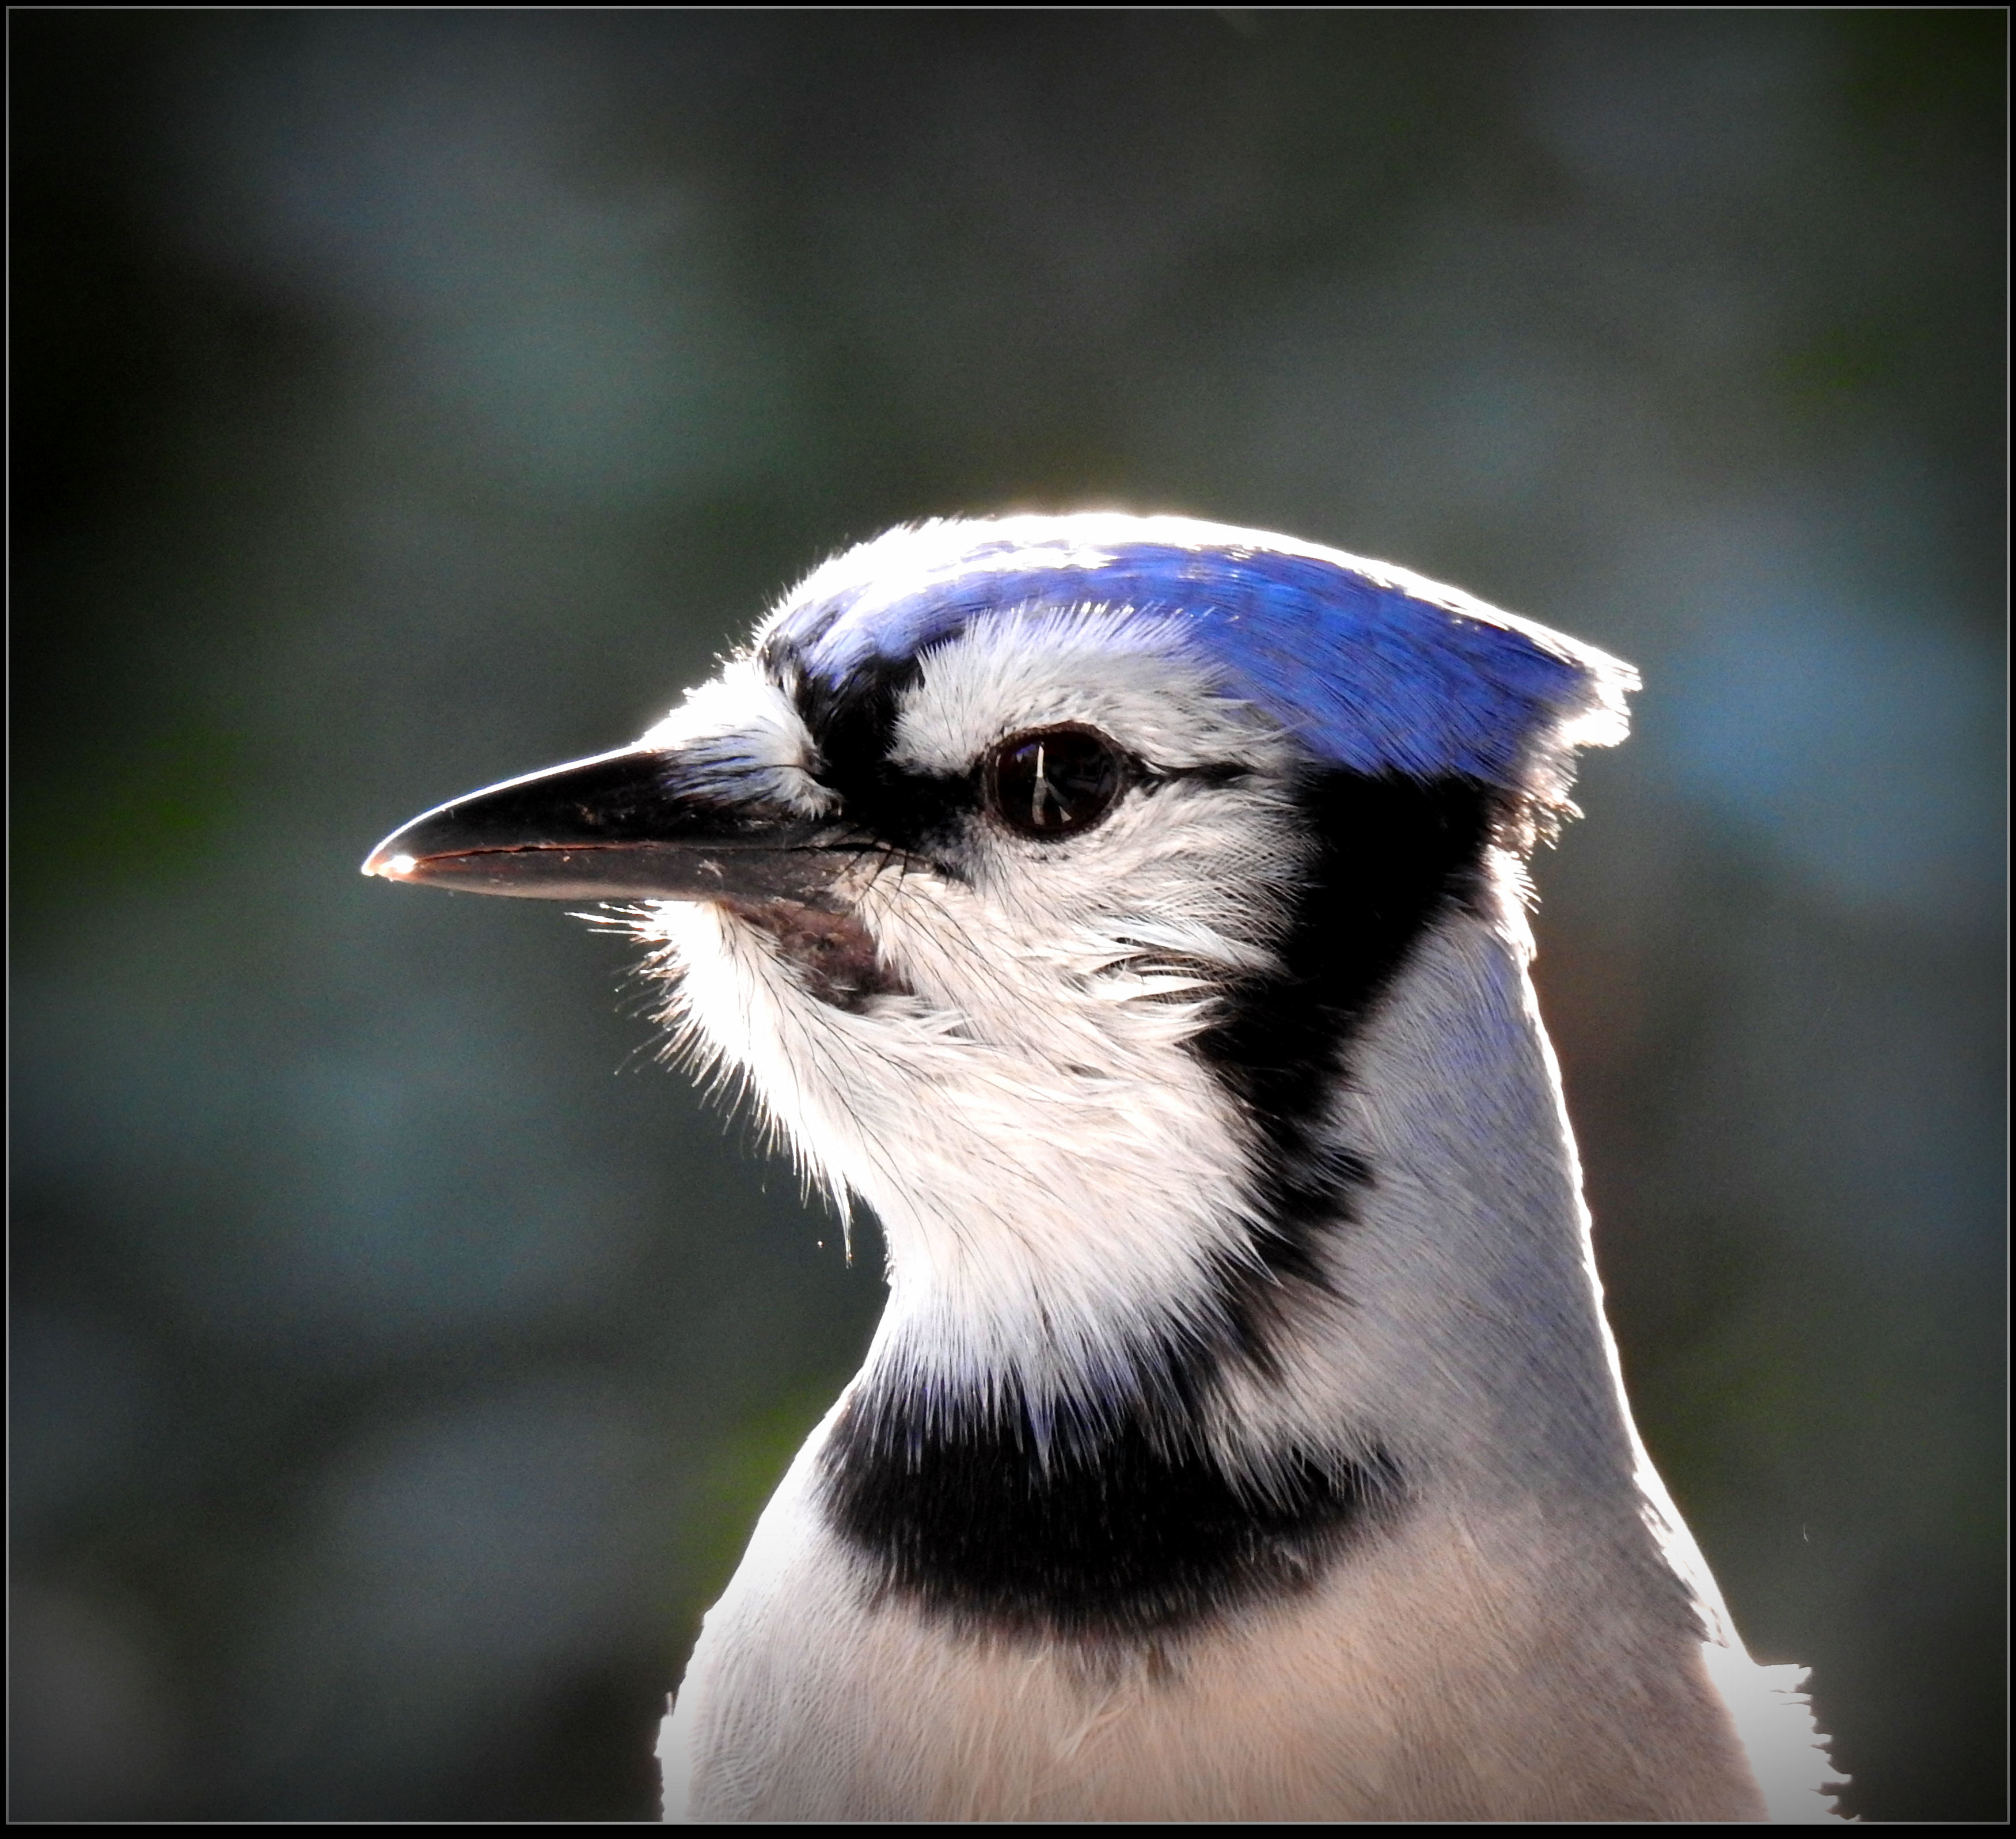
984,726 -> 1128,839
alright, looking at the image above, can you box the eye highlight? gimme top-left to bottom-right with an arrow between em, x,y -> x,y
984,725 -> 1128,839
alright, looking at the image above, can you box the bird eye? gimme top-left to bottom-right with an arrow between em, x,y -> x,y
984,726 -> 1127,840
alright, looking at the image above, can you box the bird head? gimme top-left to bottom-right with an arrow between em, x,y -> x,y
365,514 -> 1635,1406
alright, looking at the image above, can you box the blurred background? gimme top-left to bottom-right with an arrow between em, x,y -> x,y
10,9 -> 2003,1820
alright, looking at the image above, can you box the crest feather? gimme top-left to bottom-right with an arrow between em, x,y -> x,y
766,513 -> 1637,809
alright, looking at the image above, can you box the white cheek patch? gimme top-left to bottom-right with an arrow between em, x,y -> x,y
638,658 -> 834,817
633,763 -> 1312,1399
889,607 -> 1296,779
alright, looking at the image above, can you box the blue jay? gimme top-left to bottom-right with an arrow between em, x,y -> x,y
366,515 -> 1842,1821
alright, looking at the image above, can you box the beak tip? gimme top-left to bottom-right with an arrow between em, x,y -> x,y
362,847 -> 420,881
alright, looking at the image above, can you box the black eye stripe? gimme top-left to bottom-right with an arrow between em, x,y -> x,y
772,642 -> 1253,858
779,649 -> 960,854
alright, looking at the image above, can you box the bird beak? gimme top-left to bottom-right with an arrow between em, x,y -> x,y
360,745 -> 863,907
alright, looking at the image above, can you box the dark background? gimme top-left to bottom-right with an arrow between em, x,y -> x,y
10,9 -> 2004,1821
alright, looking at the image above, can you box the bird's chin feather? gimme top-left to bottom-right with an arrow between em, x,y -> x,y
711,897 -> 906,1014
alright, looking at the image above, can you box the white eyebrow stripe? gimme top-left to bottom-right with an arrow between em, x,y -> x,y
890,606 -> 1296,778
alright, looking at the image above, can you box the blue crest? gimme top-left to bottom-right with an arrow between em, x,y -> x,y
765,515 -> 1633,792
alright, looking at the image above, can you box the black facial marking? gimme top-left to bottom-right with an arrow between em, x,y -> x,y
822,1371 -> 1396,1644
1195,771 -> 1510,1333
777,646 -> 977,860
